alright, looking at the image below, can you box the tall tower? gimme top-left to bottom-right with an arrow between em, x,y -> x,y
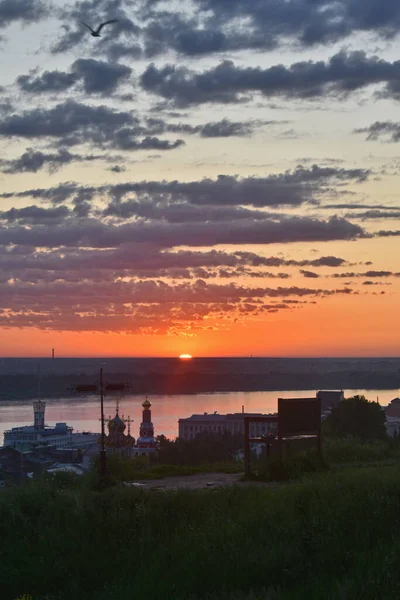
52,348 -> 55,360
33,400 -> 46,430
137,397 -> 157,449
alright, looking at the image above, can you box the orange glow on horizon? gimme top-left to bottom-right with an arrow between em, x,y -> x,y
179,354 -> 193,360
0,291 -> 399,358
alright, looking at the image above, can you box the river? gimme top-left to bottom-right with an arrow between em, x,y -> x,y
1,389 -> 398,444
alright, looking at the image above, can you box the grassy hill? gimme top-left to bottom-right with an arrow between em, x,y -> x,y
3,453 -> 400,599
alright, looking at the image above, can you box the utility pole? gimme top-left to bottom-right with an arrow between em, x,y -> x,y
99,367 -> 106,478
71,368 -> 130,481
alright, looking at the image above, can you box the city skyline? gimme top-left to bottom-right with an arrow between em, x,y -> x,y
0,0 -> 399,357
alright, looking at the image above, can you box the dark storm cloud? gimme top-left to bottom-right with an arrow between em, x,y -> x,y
300,269 -> 320,278
354,121 -> 400,142
0,164 -> 369,208
113,131 -> 184,151
0,100 -> 184,152
331,270 -> 400,278
140,51 -> 400,107
16,59 -> 132,95
375,230 -> 400,237
0,246 -> 352,281
105,165 -> 368,207
302,256 -> 347,267
237,254 -> 350,268
103,199 -> 274,223
72,59 -> 131,94
50,0 -> 140,56
17,60 -> 131,96
0,0 -> 48,28
0,100 -> 132,138
199,119 -> 258,138
0,215 -> 364,249
16,71 -> 77,94
51,0 -> 400,60
344,210 -> 400,220
0,182 -> 100,204
0,205 -> 70,224
145,117 -> 276,138
322,203 -> 400,210
192,0 -> 400,46
0,148 -> 109,174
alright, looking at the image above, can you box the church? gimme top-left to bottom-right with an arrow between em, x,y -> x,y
102,397 -> 158,458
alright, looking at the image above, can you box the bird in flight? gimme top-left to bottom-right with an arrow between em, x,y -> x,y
79,19 -> 118,37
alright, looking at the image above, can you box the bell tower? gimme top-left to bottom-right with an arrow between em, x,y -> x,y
33,400 -> 46,430
137,397 -> 157,450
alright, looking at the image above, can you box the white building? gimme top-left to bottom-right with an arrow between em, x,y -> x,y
178,412 -> 276,441
3,400 -> 97,450
385,398 -> 400,437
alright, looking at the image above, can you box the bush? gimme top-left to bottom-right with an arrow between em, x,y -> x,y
323,395 -> 386,440
157,431 -> 244,466
252,451 -> 329,482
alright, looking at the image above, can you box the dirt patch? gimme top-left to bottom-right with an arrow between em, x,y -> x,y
124,472 -> 276,491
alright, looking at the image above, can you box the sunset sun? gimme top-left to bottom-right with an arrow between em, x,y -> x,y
179,354 -> 193,360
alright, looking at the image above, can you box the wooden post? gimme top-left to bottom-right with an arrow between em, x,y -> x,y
277,399 -> 283,460
317,396 -> 322,457
244,417 -> 250,476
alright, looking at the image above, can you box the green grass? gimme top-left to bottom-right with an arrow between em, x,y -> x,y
324,436 -> 400,463
244,436 -> 400,482
3,461 -> 400,600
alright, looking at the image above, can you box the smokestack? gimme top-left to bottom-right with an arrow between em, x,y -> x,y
242,405 -> 244,414
52,348 -> 55,360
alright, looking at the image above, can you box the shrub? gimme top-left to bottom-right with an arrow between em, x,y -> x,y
323,395 -> 386,440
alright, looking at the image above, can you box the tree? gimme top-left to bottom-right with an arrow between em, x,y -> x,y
323,395 -> 386,440
156,431 -> 244,466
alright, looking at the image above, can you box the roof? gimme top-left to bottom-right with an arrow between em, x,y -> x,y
5,425 -> 72,436
46,464 -> 85,476
178,412 -> 272,423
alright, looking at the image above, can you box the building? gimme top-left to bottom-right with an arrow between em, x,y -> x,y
0,446 -> 29,485
133,397 -> 158,456
4,400 -> 73,449
103,404 -> 136,457
0,443 -> 75,484
102,397 -> 158,458
385,398 -> 400,437
317,390 -> 344,412
179,391 -> 343,440
3,400 -> 98,450
178,412 -> 276,441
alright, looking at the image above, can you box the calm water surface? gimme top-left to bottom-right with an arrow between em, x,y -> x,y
0,389 -> 397,443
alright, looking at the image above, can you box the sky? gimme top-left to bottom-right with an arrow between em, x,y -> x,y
0,0 -> 400,358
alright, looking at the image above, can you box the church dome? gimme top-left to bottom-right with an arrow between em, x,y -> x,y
108,411 -> 126,433
142,398 -> 151,409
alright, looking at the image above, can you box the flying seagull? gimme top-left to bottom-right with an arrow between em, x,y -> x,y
79,19 -> 118,37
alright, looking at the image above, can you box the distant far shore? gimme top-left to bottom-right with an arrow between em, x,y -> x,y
0,368 -> 399,401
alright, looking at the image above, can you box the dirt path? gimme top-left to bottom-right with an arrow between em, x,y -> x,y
124,472 -> 276,491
